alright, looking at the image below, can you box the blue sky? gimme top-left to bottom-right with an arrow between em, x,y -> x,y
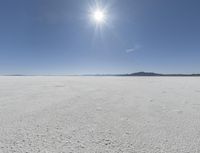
0,0 -> 200,75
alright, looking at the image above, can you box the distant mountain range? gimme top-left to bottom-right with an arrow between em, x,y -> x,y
3,72 -> 200,76
118,72 -> 200,76
84,72 -> 200,77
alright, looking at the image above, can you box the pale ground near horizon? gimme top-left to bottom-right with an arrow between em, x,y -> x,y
0,76 -> 200,153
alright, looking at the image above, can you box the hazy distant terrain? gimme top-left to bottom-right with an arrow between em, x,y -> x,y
83,72 -> 200,76
0,76 -> 200,153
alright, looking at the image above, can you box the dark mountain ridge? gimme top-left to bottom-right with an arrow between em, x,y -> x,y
117,72 -> 200,76
86,72 -> 200,76
2,72 -> 200,76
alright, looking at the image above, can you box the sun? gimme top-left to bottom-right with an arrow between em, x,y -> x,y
92,9 -> 106,23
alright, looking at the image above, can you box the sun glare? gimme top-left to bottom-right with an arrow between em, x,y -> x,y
93,9 -> 105,23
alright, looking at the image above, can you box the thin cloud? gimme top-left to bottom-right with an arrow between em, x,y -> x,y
126,48 -> 136,53
126,45 -> 140,53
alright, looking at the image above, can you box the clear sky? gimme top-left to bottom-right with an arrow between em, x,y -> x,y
0,0 -> 200,75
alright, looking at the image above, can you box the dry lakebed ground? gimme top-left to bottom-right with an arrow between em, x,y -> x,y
0,76 -> 200,153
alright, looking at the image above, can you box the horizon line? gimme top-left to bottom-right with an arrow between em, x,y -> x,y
1,71 -> 200,77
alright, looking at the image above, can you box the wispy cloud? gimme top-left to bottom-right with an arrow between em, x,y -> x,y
126,45 -> 140,53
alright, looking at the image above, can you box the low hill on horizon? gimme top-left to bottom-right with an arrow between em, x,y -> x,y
87,72 -> 200,77
2,72 -> 200,76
